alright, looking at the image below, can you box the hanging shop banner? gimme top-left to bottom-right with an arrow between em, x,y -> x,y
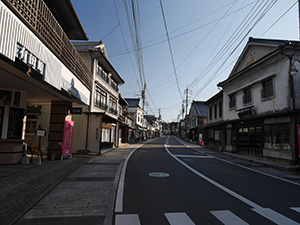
298,125 -> 300,157
62,120 -> 74,157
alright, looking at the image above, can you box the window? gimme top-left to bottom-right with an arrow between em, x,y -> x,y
264,123 -> 290,150
219,101 -> 222,118
214,104 -> 217,119
94,86 -> 107,110
229,94 -> 236,108
7,108 -> 24,139
109,97 -> 117,115
209,106 -> 212,120
0,107 -> 4,137
25,115 -> 38,134
243,87 -> 252,104
261,78 -> 273,99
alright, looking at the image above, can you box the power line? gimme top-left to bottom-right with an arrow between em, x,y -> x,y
101,23 -> 119,41
192,0 -> 278,99
159,0 -> 182,100
112,0 -> 142,92
189,0 -> 277,93
109,1 -> 258,58
260,1 -> 297,36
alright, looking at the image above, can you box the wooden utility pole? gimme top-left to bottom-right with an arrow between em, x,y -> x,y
298,0 -> 300,39
185,87 -> 188,117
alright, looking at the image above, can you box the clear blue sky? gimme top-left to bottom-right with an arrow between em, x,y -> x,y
72,0 -> 299,122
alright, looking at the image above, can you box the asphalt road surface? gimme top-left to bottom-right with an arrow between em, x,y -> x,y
114,136 -> 300,225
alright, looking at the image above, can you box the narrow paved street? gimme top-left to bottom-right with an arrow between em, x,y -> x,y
115,136 -> 300,225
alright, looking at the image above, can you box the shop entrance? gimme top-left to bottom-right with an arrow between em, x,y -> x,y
236,121 -> 263,156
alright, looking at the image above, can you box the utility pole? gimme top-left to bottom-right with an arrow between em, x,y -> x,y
298,0 -> 300,39
142,83 -> 146,110
185,87 -> 188,117
182,100 -> 185,119
159,108 -> 161,120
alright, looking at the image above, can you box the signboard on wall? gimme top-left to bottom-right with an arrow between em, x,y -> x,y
62,120 -> 74,158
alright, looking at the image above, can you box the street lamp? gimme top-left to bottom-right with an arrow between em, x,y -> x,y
289,59 -> 300,76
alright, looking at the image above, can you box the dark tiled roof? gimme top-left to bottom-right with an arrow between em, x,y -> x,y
192,101 -> 207,117
125,98 -> 140,107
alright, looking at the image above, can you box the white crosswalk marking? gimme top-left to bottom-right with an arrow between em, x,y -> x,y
252,207 -> 300,225
165,212 -> 195,225
115,214 -> 141,225
210,210 -> 249,225
291,207 -> 300,213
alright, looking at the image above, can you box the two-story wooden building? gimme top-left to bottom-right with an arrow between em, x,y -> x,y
71,41 -> 125,154
0,0 -> 92,163
217,37 -> 300,164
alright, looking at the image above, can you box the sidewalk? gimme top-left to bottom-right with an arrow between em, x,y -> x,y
177,137 -> 300,172
0,142 -> 143,225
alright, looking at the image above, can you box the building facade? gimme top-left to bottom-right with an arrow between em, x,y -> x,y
186,101 -> 208,143
0,0 -> 92,163
71,41 -> 125,154
125,98 -> 145,141
204,91 -> 223,151
217,38 -> 300,164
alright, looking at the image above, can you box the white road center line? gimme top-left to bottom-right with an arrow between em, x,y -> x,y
165,212 -> 196,225
210,210 -> 249,225
115,214 -> 141,225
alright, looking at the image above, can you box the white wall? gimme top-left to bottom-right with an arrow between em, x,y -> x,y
222,57 -> 290,121
0,1 -> 90,105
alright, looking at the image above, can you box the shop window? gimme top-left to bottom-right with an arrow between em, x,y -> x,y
264,123 -> 290,150
0,90 -> 12,106
229,94 -> 236,109
208,129 -> 214,139
261,78 -> 273,99
26,115 -> 38,134
214,130 -> 220,141
0,107 -> 4,137
7,108 -> 24,139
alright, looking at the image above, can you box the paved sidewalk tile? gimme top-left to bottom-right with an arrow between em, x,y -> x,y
11,142 -> 145,225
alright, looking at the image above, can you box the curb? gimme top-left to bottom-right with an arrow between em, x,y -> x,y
103,161 -> 125,225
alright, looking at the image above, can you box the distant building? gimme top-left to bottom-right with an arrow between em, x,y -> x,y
186,101 -> 207,143
125,98 -> 145,141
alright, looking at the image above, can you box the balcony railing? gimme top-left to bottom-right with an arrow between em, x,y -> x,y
4,0 -> 93,90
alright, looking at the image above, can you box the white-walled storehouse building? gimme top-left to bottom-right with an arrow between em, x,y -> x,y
0,0 -> 92,163
71,41 -> 125,154
218,38 -> 300,164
